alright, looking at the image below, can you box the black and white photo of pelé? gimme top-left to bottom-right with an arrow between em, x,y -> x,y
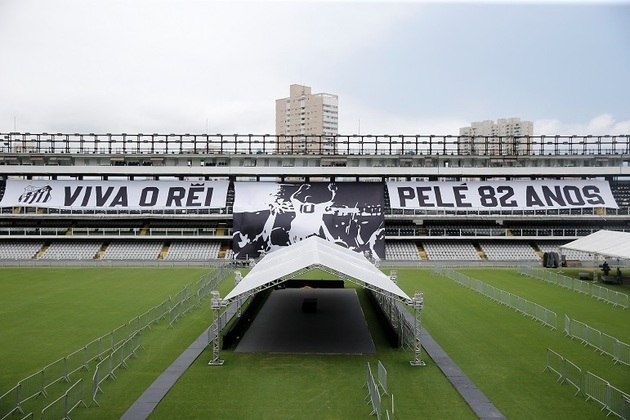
232,182 -> 385,260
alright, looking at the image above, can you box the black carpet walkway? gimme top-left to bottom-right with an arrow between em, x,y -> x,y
122,299 -> 505,420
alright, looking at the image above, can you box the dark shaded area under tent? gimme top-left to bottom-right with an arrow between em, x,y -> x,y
234,288 -> 376,355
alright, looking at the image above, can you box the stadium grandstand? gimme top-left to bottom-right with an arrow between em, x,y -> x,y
0,132 -> 629,266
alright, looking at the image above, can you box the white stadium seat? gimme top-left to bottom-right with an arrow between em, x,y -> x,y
102,241 -> 163,260
0,241 -> 42,260
165,241 -> 221,260
40,241 -> 102,260
423,241 -> 480,261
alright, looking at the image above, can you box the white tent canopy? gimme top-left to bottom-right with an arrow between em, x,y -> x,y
560,230 -> 630,261
224,236 -> 412,304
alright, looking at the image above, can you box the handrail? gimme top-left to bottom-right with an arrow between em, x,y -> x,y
2,133 -> 629,157
2,205 -> 630,218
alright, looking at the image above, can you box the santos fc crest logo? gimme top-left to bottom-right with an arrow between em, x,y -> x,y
18,185 -> 53,204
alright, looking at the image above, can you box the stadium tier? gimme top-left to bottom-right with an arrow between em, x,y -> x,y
422,241 -> 481,261
0,133 -> 629,264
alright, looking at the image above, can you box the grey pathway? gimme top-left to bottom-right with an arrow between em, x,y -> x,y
120,302 -> 239,420
120,330 -> 208,420
122,298 -> 505,420
420,329 -> 506,420
397,302 -> 506,420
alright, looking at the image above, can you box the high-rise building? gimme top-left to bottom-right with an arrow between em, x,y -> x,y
459,117 -> 534,156
275,84 -> 338,154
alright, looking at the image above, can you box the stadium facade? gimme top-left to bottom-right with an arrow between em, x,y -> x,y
0,132 -> 629,266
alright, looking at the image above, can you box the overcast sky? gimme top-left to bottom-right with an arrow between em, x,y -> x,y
1,0 -> 629,136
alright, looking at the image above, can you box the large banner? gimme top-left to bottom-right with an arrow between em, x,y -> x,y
387,180 -> 618,210
233,182 -> 385,260
0,180 -> 229,210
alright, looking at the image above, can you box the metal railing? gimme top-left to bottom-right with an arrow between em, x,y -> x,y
1,132 -> 629,157
369,290 -> 417,350
91,333 -> 143,407
520,267 -> 629,309
40,378 -> 87,420
435,268 -> 557,329
3,225 -> 626,241
385,226 -> 630,238
5,205 -> 630,218
544,349 -> 630,419
386,207 -> 630,217
1,206 -> 233,217
364,361 -> 396,419
365,362 -> 382,419
0,266 -> 230,419
563,315 -> 630,366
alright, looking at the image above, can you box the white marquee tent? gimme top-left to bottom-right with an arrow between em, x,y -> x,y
223,236 -> 413,304
560,230 -> 630,261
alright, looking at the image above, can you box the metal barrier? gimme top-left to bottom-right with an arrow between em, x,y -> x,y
583,371 -> 630,418
40,378 -> 87,420
0,384 -> 21,420
544,349 -> 630,419
365,363 -> 382,419
563,315 -> 630,366
168,295 -> 197,327
436,268 -> 557,329
91,332 -> 142,406
364,361 -> 397,419
543,348 -> 582,395
376,361 -> 388,396
520,267 -> 629,309
370,290 -> 416,350
583,372 -> 609,411
606,382 -> 630,420
1,265 -> 231,418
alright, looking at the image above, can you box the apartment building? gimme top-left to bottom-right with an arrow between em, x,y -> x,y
275,84 -> 338,154
459,118 -> 534,156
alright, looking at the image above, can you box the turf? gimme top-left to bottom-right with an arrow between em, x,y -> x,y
398,268 -> 630,419
0,267 -> 217,418
1,267 -> 629,419
149,284 -> 476,420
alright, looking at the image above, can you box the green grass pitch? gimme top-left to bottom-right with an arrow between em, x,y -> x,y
0,266 -> 628,419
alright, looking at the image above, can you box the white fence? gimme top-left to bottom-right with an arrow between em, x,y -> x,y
563,315 -> 630,367
520,267 -> 629,309
435,268 -> 557,330
544,349 -> 630,419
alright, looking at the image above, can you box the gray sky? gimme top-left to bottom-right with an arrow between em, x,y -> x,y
1,0 -> 629,136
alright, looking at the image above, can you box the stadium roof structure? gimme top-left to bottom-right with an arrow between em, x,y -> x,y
560,230 -> 630,261
223,236 -> 413,305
